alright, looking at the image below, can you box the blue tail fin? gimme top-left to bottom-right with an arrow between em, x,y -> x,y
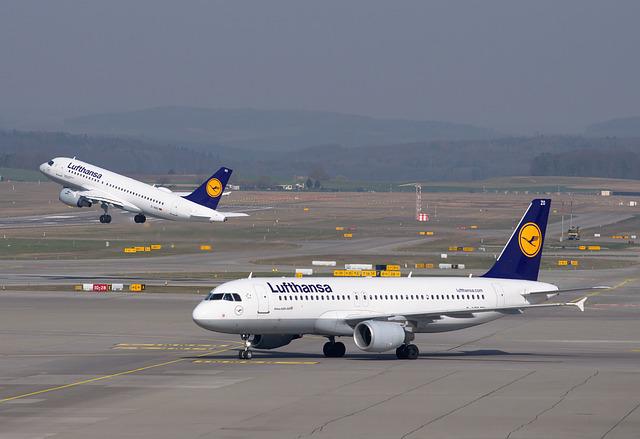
482,199 -> 551,281
183,167 -> 232,210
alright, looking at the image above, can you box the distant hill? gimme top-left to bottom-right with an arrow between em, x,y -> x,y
0,130 -> 222,176
4,129 -> 640,184
225,136 -> 632,182
531,147 -> 640,179
586,117 -> 640,137
64,106 -> 497,150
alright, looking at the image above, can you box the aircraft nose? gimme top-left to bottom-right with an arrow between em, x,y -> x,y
39,163 -> 47,173
192,302 -> 208,328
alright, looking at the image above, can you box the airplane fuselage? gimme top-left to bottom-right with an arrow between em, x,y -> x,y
40,157 -> 226,221
193,276 -> 558,336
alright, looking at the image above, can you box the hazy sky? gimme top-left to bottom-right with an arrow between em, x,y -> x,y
1,1 -> 639,133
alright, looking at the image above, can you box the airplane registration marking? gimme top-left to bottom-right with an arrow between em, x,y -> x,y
193,359 -> 319,365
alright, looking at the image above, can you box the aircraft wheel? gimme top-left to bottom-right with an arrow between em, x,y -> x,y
396,345 -> 408,359
405,344 -> 419,360
239,350 -> 252,360
99,215 -> 105,223
323,341 -> 346,358
134,214 -> 146,224
104,215 -> 112,224
333,342 -> 346,357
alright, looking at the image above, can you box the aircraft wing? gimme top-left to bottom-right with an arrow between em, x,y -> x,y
344,297 -> 587,327
75,189 -> 141,213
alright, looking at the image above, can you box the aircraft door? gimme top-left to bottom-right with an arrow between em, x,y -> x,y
170,200 -> 180,217
492,284 -> 505,307
254,284 -> 270,314
355,292 -> 369,308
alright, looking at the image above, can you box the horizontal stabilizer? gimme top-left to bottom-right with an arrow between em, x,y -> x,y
221,212 -> 249,218
522,286 -> 610,296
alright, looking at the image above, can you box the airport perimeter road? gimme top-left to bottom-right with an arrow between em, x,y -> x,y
1,275 -> 639,439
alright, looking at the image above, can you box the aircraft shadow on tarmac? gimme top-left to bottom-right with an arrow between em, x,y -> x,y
186,349 -> 567,362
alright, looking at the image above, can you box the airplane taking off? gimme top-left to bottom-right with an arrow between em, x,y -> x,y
39,157 -> 247,223
193,199 -> 606,360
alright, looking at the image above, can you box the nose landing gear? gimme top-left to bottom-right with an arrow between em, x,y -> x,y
238,334 -> 253,359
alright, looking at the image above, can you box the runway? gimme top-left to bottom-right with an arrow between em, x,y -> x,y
0,205 -> 270,229
1,274 -> 638,439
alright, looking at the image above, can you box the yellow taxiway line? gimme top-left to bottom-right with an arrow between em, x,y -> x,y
0,344 -> 242,404
570,278 -> 635,303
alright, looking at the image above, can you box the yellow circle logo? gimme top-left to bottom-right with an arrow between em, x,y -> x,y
518,222 -> 542,258
206,178 -> 223,198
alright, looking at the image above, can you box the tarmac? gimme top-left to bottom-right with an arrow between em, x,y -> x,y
1,268 -> 639,439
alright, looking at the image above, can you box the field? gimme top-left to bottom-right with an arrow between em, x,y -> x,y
1,178 -> 639,290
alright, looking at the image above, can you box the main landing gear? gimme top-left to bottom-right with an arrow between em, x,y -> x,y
134,214 -> 146,224
323,337 -> 346,358
396,344 -> 419,360
238,334 -> 253,360
99,203 -> 112,224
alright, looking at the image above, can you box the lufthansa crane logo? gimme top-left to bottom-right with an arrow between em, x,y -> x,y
206,178 -> 223,198
518,222 -> 542,258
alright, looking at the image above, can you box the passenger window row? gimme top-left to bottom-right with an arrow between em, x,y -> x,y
69,168 -> 166,205
278,293 -> 486,302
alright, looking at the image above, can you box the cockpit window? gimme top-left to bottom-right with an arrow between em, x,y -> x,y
47,160 -> 54,166
204,292 -> 242,302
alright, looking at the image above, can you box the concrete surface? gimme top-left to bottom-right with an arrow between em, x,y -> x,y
0,270 -> 638,439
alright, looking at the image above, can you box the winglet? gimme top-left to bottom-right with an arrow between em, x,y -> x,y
407,271 -> 412,278
571,297 -> 588,312
248,272 -> 253,279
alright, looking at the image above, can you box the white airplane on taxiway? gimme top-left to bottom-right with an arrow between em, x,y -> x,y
193,199 -> 605,359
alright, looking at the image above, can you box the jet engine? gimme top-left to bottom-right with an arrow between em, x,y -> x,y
59,188 -> 92,208
353,320 -> 406,352
249,334 -> 301,349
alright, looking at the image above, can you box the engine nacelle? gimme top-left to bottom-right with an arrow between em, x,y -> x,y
59,188 -> 92,208
353,320 -> 406,352
249,334 -> 301,350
